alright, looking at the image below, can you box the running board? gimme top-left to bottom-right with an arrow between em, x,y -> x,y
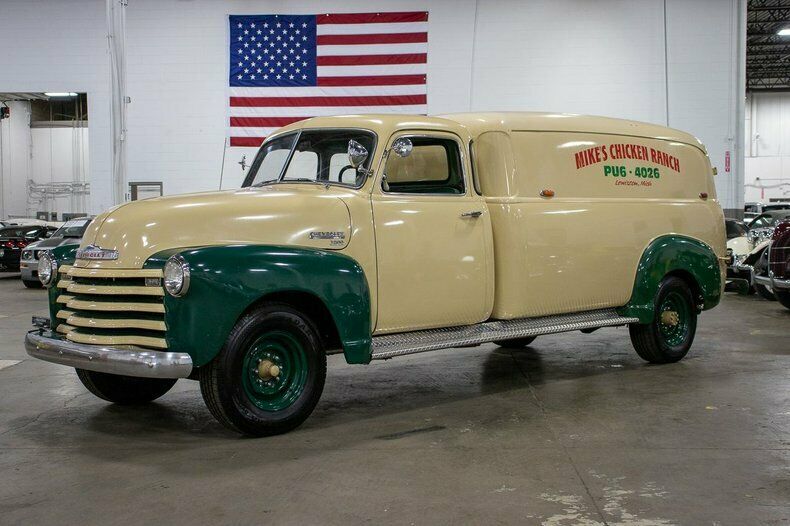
370,308 -> 639,360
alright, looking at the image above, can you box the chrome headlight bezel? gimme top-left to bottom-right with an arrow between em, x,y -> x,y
38,251 -> 57,287
163,254 -> 190,297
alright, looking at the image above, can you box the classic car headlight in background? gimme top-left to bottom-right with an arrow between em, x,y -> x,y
163,254 -> 190,297
21,250 -> 32,260
38,252 -> 57,287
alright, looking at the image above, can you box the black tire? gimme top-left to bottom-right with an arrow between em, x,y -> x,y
495,336 -> 537,348
22,279 -> 41,289
75,369 -> 177,404
755,283 -> 776,301
629,276 -> 697,364
776,290 -> 790,311
199,303 -> 326,437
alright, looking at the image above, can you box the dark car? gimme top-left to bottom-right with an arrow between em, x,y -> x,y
0,225 -> 57,272
761,219 -> 790,310
19,217 -> 94,287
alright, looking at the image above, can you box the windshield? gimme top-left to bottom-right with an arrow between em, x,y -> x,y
52,218 -> 91,238
0,226 -> 40,239
725,220 -> 747,239
243,129 -> 376,188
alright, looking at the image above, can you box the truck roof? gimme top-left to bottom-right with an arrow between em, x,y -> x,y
273,112 -> 706,152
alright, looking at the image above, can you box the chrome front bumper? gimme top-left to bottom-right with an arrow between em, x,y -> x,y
25,330 -> 193,378
754,273 -> 790,290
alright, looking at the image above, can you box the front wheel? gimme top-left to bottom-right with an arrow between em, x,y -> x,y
775,289 -> 790,311
76,369 -> 177,404
199,303 -> 326,436
629,277 -> 697,364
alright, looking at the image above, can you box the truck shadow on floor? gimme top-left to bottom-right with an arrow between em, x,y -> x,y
5,336 -> 667,458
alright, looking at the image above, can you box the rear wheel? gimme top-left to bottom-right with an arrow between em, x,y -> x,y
76,369 -> 177,404
22,279 -> 41,289
755,283 -> 776,301
199,303 -> 326,436
495,336 -> 537,348
776,290 -> 790,310
629,277 -> 697,364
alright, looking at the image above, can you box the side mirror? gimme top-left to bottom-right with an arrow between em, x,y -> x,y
391,137 -> 413,158
347,139 -> 368,168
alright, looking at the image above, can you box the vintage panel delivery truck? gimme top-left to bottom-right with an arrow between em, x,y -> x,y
26,113 -> 726,436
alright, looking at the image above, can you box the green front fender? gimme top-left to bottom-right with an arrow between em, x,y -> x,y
618,235 -> 723,324
146,245 -> 372,367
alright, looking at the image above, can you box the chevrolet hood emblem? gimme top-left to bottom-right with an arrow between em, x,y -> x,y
76,245 -> 119,261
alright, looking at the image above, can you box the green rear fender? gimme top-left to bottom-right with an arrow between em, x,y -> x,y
146,245 -> 372,366
618,235 -> 722,324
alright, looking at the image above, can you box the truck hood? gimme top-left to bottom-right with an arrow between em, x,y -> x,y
79,185 -> 352,269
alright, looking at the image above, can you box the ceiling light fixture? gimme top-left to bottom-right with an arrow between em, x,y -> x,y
778,28 -> 790,36
44,92 -> 78,97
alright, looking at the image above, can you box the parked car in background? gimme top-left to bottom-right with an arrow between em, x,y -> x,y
725,218 -> 751,292
737,209 -> 790,300
0,225 -> 57,272
761,219 -> 790,310
20,217 -> 93,288
747,209 -> 790,247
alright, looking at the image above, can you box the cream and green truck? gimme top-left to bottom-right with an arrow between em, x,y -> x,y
26,113 -> 727,436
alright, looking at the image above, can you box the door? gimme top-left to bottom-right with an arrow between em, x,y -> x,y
371,132 -> 492,334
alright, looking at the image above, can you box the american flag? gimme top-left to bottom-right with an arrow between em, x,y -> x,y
228,11 -> 428,147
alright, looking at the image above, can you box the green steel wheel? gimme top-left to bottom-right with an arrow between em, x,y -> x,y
629,276 -> 697,364
200,303 -> 326,436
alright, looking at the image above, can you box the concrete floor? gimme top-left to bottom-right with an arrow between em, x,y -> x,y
0,273 -> 788,525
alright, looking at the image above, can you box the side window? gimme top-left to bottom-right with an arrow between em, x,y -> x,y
383,137 -> 465,195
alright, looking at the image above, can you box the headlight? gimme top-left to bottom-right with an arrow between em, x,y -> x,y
38,252 -> 57,287
163,254 -> 190,297
21,250 -> 32,260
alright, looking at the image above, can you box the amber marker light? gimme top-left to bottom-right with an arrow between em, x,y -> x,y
540,189 -> 555,198
699,192 -> 708,200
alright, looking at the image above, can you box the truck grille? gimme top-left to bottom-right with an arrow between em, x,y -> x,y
53,265 -> 168,349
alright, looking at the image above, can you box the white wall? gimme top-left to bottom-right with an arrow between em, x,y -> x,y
0,0 -> 112,214
745,92 -> 790,203
0,0 -> 745,214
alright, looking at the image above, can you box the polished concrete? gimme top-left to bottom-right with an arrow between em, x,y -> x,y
0,273 -> 788,525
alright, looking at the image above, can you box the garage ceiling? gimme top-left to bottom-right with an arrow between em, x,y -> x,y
748,0 -> 790,91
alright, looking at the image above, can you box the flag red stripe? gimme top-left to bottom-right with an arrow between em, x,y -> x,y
316,12 -> 428,24
230,94 -> 426,107
316,32 -> 427,45
317,74 -> 426,86
317,53 -> 426,66
230,137 -> 265,147
230,117 -> 309,127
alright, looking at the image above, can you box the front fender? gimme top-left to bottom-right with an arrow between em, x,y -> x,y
146,245 -> 372,366
618,235 -> 723,323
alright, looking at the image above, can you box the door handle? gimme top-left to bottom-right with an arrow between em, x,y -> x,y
460,210 -> 483,218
